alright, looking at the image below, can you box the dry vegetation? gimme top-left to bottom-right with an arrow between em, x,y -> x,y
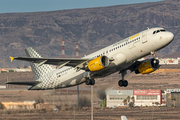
0,106 -> 180,120
0,65 -> 180,119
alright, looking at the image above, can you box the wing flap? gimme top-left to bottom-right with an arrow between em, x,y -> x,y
6,81 -> 41,85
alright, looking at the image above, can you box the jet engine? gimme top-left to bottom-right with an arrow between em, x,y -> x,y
87,56 -> 109,72
135,58 -> 159,74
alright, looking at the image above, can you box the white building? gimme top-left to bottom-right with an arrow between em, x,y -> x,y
133,90 -> 161,106
106,90 -> 133,108
158,58 -> 178,65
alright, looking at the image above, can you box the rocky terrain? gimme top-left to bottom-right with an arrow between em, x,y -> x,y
0,0 -> 180,67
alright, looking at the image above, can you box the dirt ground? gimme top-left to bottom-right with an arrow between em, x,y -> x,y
0,106 -> 180,120
1,64 -> 180,119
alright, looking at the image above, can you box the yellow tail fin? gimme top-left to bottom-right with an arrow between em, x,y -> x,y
9,56 -> 14,62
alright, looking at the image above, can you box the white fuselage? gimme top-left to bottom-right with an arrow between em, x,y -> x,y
29,27 -> 174,90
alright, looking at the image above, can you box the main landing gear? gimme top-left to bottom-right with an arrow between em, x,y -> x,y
85,78 -> 95,85
118,70 -> 128,87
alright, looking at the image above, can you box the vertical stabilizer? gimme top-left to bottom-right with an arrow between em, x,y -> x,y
25,47 -> 55,80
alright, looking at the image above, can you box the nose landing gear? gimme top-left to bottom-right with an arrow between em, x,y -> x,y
118,80 -> 128,87
118,70 -> 128,87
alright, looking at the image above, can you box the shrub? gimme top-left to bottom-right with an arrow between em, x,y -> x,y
128,102 -> 134,108
0,102 -> 4,109
171,104 -> 174,107
155,102 -> 159,106
100,99 -> 106,107
35,96 -> 44,104
78,96 -> 90,108
97,88 -> 106,100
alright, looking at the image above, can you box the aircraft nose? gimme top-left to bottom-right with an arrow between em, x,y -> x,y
166,32 -> 174,42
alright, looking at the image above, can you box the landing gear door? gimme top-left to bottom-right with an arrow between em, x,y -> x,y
142,31 -> 147,43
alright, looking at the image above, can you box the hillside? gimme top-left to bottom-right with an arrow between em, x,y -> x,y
0,0 -> 180,67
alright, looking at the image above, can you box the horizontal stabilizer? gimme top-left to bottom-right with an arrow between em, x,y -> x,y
6,81 -> 41,85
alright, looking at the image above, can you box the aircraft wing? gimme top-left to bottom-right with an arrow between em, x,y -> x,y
6,81 -> 41,85
10,56 -> 89,68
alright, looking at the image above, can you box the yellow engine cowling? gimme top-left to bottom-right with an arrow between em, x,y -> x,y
88,56 -> 109,72
135,58 -> 159,74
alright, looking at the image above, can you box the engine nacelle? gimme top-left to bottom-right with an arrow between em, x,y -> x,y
135,58 -> 159,74
88,56 -> 109,72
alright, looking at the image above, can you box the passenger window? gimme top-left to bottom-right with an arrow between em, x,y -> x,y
157,30 -> 160,33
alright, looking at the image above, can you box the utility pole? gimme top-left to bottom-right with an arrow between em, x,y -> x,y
91,86 -> 93,120
77,85 -> 79,107
53,89 -> 55,109
76,40 -> 79,107
6,76 -> 8,88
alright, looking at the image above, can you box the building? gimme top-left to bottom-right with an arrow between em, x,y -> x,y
2,101 -> 52,110
158,58 -> 178,65
106,90 -> 133,108
36,103 -> 53,110
2,101 -> 35,109
161,92 -> 166,105
133,90 -> 161,106
166,89 -> 180,106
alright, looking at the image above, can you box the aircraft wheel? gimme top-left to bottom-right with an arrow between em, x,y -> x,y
91,79 -> 95,85
118,80 -> 128,87
85,79 -> 91,85
118,80 -> 124,87
123,80 -> 128,87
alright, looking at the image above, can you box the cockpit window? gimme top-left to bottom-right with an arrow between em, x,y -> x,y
153,29 -> 166,34
160,29 -> 166,32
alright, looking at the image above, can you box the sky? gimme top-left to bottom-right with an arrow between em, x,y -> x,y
0,0 -> 163,14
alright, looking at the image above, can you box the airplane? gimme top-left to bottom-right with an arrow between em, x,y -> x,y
7,27 -> 174,90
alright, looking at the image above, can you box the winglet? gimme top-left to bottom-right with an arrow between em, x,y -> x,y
9,56 -> 14,62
